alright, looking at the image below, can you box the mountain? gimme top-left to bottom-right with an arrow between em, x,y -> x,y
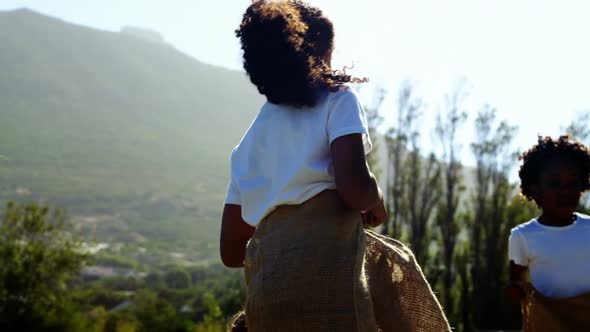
0,8 -> 263,263
120,27 -> 167,45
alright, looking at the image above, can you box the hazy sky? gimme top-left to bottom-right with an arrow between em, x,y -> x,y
3,0 -> 590,169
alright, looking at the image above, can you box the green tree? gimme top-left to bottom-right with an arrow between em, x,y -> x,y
405,152 -> 441,266
384,81 -> 421,237
434,80 -> 468,317
562,111 -> 590,209
133,289 -> 193,332
81,306 -> 109,332
164,269 -> 192,289
0,202 -> 90,331
104,310 -> 139,332
195,292 -> 225,332
364,87 -> 386,179
401,93 -> 441,266
467,105 -> 519,330
144,272 -> 165,288
203,292 -> 223,325
562,111 -> 590,143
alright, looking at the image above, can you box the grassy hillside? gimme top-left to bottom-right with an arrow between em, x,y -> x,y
0,9 -> 263,263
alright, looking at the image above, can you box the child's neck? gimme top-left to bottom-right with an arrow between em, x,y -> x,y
538,212 -> 577,227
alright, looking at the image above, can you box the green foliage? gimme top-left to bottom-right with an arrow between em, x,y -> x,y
202,292 -> 223,325
72,288 -> 128,311
104,310 -> 139,332
195,321 -> 225,332
79,306 -> 110,332
463,106 -> 521,330
132,289 -> 194,332
364,88 -> 386,178
563,112 -> 590,143
195,294 -> 230,332
164,269 -> 192,289
102,276 -> 139,292
54,264 -> 246,332
0,201 -> 90,331
144,272 -> 165,288
96,253 -> 139,270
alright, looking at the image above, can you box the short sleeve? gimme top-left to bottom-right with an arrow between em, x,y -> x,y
327,90 -> 372,154
508,229 -> 528,266
224,176 -> 240,205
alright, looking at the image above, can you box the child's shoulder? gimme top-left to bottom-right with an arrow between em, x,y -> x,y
326,85 -> 358,102
510,219 -> 540,236
575,212 -> 590,224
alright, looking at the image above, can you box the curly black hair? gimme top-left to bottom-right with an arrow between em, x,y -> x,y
518,135 -> 590,200
235,0 -> 365,108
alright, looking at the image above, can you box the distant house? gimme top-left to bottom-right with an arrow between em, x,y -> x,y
180,304 -> 192,313
110,300 -> 135,312
81,266 -> 116,280
80,265 -> 143,280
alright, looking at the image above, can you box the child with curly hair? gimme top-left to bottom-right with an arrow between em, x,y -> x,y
507,135 -> 590,331
220,1 -> 450,331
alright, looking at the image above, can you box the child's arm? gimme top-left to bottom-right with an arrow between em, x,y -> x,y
220,204 -> 255,268
331,133 -> 382,212
505,261 -> 527,302
505,228 -> 529,302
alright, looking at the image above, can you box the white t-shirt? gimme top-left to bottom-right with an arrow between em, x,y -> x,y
224,88 -> 372,226
508,213 -> 590,298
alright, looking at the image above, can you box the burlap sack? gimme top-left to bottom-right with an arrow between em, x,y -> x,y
243,190 -> 451,332
364,230 -> 450,332
522,284 -> 590,332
